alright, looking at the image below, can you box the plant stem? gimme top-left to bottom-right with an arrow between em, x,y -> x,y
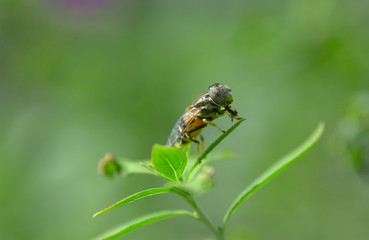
186,161 -> 200,181
188,194 -> 225,240
171,187 -> 224,240
186,118 -> 246,181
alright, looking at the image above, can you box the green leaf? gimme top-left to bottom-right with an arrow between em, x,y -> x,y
202,149 -> 235,164
186,118 -> 246,181
169,165 -> 215,194
222,122 -> 325,229
186,149 -> 234,182
98,153 -> 156,179
93,188 -> 172,218
117,158 -> 156,176
199,118 -> 245,163
140,162 -> 159,174
152,145 -> 187,182
188,149 -> 234,166
94,210 -> 197,240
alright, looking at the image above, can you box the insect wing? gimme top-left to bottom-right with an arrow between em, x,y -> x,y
166,108 -> 203,147
166,115 -> 185,146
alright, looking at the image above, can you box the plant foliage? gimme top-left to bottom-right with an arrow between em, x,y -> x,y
94,120 -> 324,239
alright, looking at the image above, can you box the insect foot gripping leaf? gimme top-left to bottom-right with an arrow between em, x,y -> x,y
151,145 -> 187,182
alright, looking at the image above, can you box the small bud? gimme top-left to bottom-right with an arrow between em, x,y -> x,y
98,153 -> 121,178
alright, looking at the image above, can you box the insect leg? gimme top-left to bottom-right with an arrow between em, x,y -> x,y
188,137 -> 201,160
203,119 -> 226,133
226,105 -> 242,121
200,135 -> 205,153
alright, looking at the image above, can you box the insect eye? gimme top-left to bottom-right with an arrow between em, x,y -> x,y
208,83 -> 221,90
209,84 -> 233,106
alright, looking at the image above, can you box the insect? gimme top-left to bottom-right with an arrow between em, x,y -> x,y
166,83 -> 241,157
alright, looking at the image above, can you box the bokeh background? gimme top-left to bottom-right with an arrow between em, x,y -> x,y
1,0 -> 368,239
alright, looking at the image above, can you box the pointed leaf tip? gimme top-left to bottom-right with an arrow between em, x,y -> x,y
93,188 -> 172,218
222,122 -> 325,229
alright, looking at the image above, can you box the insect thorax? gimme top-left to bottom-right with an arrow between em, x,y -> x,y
189,99 -> 226,121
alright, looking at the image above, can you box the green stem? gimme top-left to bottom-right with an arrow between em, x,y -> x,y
186,118 -> 246,181
189,194 -> 225,240
186,161 -> 200,181
171,188 -> 224,240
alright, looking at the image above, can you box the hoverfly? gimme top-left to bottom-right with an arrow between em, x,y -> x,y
166,83 -> 241,156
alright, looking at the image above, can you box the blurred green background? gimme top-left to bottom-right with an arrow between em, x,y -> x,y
1,0 -> 369,239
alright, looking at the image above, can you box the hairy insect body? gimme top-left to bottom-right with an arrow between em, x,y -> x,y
167,83 -> 241,149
